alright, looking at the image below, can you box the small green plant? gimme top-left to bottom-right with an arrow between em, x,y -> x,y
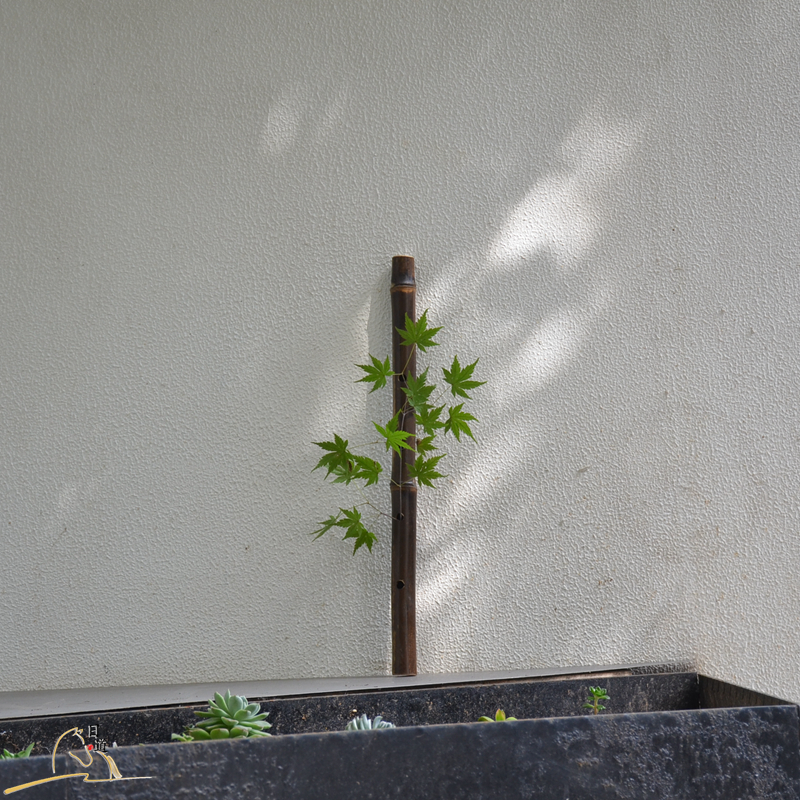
583,686 -> 609,715
312,311 -> 485,553
0,742 -> 35,759
478,709 -> 517,722
345,714 -> 395,730
171,690 -> 272,741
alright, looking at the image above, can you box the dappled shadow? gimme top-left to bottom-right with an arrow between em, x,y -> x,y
4,0 -> 798,695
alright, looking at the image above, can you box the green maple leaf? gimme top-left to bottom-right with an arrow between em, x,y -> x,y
415,435 -> 437,457
312,434 -> 353,478
329,454 -> 382,486
416,404 -> 445,436
311,508 -> 377,554
337,507 -> 377,554
401,368 -> 435,411
408,454 -> 446,488
311,512 -> 344,540
443,356 -> 486,399
351,455 -> 382,486
331,462 -> 356,484
374,413 -> 414,455
444,404 -> 477,441
397,310 -> 442,353
356,355 -> 393,393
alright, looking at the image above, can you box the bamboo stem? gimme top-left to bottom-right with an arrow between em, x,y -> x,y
390,255 -> 417,676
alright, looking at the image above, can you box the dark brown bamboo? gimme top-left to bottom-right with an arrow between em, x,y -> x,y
390,255 -> 417,676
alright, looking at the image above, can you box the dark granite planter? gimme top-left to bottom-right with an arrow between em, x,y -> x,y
1,669 -> 798,799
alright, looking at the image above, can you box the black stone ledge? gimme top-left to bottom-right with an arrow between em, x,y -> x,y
701,675 -> 793,710
1,705 -> 798,799
0,662 -> 692,719
0,672 -> 700,755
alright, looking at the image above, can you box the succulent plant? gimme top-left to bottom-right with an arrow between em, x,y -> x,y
478,709 -> 517,722
583,686 -> 609,715
345,714 -> 395,731
0,742 -> 34,759
172,691 -> 271,741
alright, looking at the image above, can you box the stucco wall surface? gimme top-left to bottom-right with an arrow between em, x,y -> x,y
1,0 -> 799,700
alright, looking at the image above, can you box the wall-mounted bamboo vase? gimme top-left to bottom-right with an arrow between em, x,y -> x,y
390,255 -> 417,676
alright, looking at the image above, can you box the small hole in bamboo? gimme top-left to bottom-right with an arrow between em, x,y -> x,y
396,512 -> 403,520
396,580 -> 405,590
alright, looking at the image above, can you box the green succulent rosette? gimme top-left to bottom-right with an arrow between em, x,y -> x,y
172,690 -> 271,741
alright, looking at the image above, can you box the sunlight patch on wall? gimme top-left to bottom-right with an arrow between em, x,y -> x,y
416,527 -> 480,646
261,83 -> 348,157
489,112 -> 640,271
489,308 -> 586,401
417,553 -> 475,611
262,84 -> 313,156
490,175 -> 595,266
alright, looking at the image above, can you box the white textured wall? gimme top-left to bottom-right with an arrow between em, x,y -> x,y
1,0 -> 799,700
